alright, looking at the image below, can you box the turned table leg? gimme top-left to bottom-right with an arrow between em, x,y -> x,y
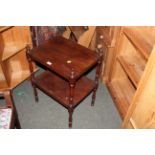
91,64 -> 100,106
26,46 -> 38,102
68,69 -> 75,128
32,83 -> 38,102
91,50 -> 103,106
68,107 -> 74,128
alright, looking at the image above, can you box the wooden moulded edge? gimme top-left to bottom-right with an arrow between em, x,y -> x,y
0,26 -> 13,33
107,78 -> 135,119
2,44 -> 27,61
123,27 -> 155,60
117,55 -> 144,88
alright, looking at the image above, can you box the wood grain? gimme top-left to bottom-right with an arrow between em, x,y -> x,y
0,26 -> 36,91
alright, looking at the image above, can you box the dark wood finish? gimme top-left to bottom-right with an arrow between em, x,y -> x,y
68,69 -> 75,128
96,27 -> 111,48
32,71 -> 95,108
30,27 -> 37,47
27,36 -> 101,128
26,46 -> 39,102
91,50 -> 103,106
28,36 -> 98,81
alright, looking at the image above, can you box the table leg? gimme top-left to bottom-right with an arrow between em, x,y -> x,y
26,47 -> 39,102
91,54 -> 102,106
32,83 -> 39,102
68,76 -> 75,128
68,69 -> 76,128
68,108 -> 73,128
91,68 -> 99,106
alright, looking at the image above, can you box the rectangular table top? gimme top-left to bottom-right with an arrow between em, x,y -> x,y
29,36 -> 99,81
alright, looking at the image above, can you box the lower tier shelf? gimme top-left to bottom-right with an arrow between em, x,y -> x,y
33,71 -> 95,108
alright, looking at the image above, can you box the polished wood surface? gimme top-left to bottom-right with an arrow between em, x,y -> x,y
29,36 -> 99,81
27,36 -> 101,128
33,71 -> 95,108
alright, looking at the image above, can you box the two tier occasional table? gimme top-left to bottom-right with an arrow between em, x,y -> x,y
26,36 -> 103,128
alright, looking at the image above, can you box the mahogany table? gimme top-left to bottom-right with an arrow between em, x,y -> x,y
26,36 -> 103,128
